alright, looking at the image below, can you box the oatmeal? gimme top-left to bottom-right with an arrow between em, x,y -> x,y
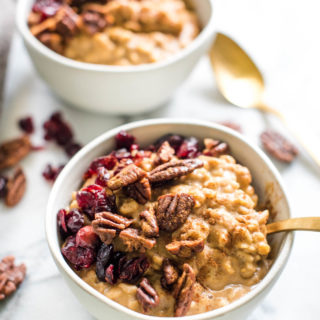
28,0 -> 200,66
57,131 -> 272,317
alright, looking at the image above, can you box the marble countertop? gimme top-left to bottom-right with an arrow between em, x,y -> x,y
1,0 -> 320,319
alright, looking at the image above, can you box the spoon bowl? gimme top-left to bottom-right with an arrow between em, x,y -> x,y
209,32 -> 320,167
210,32 -> 264,108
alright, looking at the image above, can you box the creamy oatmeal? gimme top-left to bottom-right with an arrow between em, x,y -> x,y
57,131 -> 271,317
28,0 -> 200,65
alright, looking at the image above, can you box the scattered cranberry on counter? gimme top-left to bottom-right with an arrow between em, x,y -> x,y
42,163 -> 65,182
18,116 -> 34,134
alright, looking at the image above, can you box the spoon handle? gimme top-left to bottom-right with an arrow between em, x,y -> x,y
257,103 -> 320,169
267,217 -> 320,234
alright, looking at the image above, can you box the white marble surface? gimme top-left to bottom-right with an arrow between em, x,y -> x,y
1,0 -> 320,319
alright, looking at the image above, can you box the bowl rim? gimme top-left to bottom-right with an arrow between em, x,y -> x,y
46,118 -> 293,320
16,0 -> 215,73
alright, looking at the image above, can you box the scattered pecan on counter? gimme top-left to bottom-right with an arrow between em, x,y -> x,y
0,136 -> 31,170
5,167 -> 27,207
260,130 -> 298,163
0,256 -> 26,300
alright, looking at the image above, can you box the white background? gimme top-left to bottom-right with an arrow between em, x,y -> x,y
1,0 -> 320,319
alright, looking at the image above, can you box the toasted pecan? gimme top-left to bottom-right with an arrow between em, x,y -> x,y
107,164 -> 147,190
92,211 -> 133,244
154,141 -> 175,165
119,228 -> 156,252
161,258 -> 179,290
137,277 -> 159,312
156,193 -> 195,232
166,239 -> 204,258
148,159 -> 203,184
173,264 -> 196,317
140,207 -> 159,238
124,177 -> 151,204
0,256 -> 26,300
5,168 -> 26,207
0,136 -> 31,170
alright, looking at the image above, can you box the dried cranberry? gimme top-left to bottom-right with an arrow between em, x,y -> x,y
104,251 -> 125,284
65,142 -> 82,158
43,112 -> 73,146
118,255 -> 149,284
115,131 -> 136,150
57,208 -> 84,238
18,116 -> 34,134
105,264 -> 115,284
66,209 -> 84,234
42,163 -> 65,182
62,235 -> 96,269
76,184 -> 117,219
57,209 -> 68,236
176,137 -> 200,159
155,134 -> 184,153
84,155 -> 117,179
96,244 -> 114,281
0,176 -> 8,199
32,0 -> 62,21
95,167 -> 110,187
76,226 -> 99,249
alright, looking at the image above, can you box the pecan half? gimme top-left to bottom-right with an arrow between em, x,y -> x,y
161,258 -> 179,290
107,164 -> 147,190
156,193 -> 195,232
140,207 -> 159,238
56,6 -> 80,38
5,168 -> 26,207
173,264 -> 196,317
92,212 -> 133,244
0,136 -> 31,170
81,10 -> 107,34
119,228 -> 156,252
137,278 -> 159,312
38,33 -> 64,54
124,177 -> 151,204
0,256 -> 26,300
203,138 -> 229,157
166,239 -> 204,258
148,159 -> 203,184
154,141 -> 175,165
260,130 -> 298,163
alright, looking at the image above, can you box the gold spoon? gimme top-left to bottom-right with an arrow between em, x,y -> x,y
267,217 -> 320,234
209,32 -> 320,168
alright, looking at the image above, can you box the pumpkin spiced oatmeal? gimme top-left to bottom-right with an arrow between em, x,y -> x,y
57,131 -> 272,317
28,0 -> 200,66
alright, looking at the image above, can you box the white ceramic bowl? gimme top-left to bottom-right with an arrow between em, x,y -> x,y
46,119 -> 293,320
16,0 -> 216,115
